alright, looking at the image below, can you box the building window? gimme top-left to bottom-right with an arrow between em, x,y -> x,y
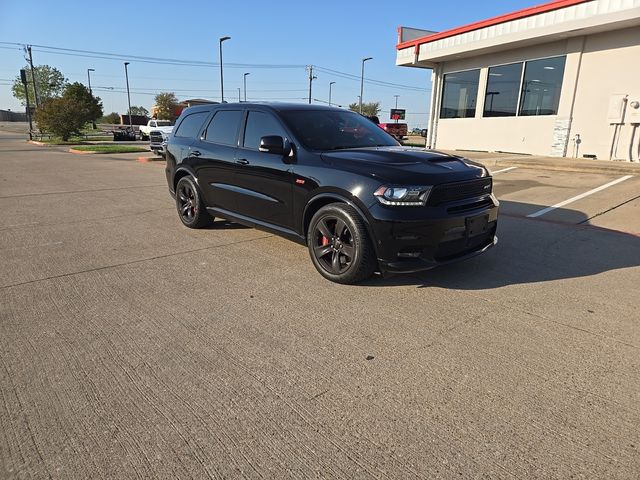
440,69 -> 480,119
483,62 -> 523,117
519,56 -> 566,116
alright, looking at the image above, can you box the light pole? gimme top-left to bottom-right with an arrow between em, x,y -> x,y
328,81 -> 336,107
87,68 -> 96,129
394,94 -> 399,123
124,62 -> 132,129
359,57 -> 372,114
243,72 -> 250,102
87,68 -> 95,95
219,36 -> 231,103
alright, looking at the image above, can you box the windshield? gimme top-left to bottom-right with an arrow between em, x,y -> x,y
280,110 -> 399,151
156,120 -> 172,126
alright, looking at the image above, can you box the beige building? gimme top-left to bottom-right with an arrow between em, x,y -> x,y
396,0 -> 640,161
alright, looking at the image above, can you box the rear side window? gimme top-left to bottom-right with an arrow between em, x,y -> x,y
243,111 -> 287,150
204,110 -> 243,145
174,112 -> 209,138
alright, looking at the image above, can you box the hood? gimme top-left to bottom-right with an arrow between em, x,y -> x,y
320,146 -> 487,184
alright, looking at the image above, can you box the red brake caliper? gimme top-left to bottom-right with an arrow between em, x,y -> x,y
321,236 -> 329,246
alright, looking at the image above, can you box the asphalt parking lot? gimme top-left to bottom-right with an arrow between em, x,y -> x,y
1,131 -> 639,479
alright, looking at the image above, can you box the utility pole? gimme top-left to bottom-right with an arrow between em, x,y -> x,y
20,69 -> 33,140
124,62 -> 132,130
359,57 -> 372,114
26,46 -> 40,108
307,65 -> 316,105
88,68 -> 96,129
329,81 -> 335,107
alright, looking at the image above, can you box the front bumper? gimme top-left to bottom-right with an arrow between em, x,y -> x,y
150,143 -> 167,156
369,195 -> 499,274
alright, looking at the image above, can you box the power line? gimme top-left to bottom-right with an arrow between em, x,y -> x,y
314,65 -> 429,92
0,41 -> 428,92
0,41 -> 431,95
30,44 -> 304,69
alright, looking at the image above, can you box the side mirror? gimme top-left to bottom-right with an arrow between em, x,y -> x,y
259,135 -> 285,155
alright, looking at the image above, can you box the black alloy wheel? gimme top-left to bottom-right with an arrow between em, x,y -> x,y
313,216 -> 355,275
308,203 -> 377,284
175,176 -> 210,228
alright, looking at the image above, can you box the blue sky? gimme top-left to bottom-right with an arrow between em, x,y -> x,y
0,0 -> 535,128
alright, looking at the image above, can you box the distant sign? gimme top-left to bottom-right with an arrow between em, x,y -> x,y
390,108 -> 406,120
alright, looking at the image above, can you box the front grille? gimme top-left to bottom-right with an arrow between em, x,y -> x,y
149,131 -> 164,143
428,177 -> 492,206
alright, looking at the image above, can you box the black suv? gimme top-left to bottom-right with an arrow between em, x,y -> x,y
165,103 -> 498,284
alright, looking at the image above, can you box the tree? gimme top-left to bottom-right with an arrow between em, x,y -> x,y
99,112 -> 121,124
348,101 -> 381,117
11,64 -> 67,106
154,92 -> 179,121
129,106 -> 149,117
34,83 -> 103,140
35,97 -> 85,141
64,82 -> 103,122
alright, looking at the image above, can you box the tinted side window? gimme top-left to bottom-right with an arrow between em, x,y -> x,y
243,111 -> 287,150
440,69 -> 480,119
174,112 -> 209,138
519,56 -> 566,116
204,110 -> 243,146
483,62 -> 523,117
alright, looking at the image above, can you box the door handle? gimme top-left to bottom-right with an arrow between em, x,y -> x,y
191,150 -> 201,157
236,159 -> 249,165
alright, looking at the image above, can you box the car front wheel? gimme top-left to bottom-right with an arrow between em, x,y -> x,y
308,203 -> 377,284
175,176 -> 211,229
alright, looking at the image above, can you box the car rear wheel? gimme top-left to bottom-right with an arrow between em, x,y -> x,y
308,203 -> 377,284
175,176 -> 211,229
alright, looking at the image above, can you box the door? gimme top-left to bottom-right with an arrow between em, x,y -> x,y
167,111 -> 211,191
193,110 -> 244,210
233,110 -> 294,229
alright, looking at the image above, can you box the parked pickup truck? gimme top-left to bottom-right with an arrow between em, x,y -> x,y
139,119 -> 173,140
378,122 -> 408,141
149,130 -> 169,157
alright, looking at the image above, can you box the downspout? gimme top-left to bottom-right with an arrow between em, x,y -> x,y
562,36 -> 585,158
428,63 -> 442,149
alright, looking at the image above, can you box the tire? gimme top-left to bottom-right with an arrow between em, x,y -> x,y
175,176 -> 211,229
140,133 -> 148,141
307,203 -> 377,284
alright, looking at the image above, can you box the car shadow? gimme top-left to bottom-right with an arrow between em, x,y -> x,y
203,219 -> 250,231
360,200 -> 640,289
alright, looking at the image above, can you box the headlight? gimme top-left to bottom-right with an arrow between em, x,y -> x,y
374,185 -> 432,206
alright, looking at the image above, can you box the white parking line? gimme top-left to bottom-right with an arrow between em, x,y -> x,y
492,166 -> 518,175
527,175 -> 634,218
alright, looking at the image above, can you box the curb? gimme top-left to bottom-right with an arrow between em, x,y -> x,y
445,150 -> 640,176
137,156 -> 164,163
483,158 -> 640,176
69,148 -> 97,154
28,140 -> 56,147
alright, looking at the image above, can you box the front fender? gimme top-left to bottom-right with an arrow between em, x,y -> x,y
301,191 -> 381,258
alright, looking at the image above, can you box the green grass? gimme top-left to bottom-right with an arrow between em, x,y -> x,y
39,136 -> 113,145
71,145 -> 147,154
